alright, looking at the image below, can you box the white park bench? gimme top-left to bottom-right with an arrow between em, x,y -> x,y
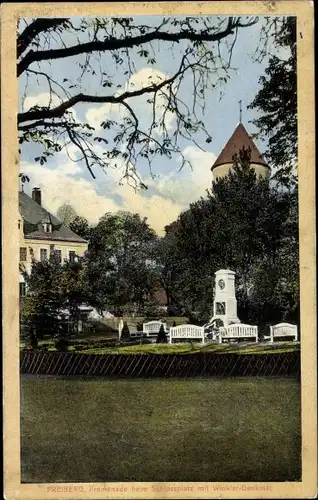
143,320 -> 167,336
219,323 -> 258,343
169,324 -> 205,344
265,323 -> 298,342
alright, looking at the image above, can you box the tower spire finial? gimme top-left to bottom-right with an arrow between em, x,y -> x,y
239,100 -> 242,123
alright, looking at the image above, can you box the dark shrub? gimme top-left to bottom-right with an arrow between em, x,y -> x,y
120,322 -> 131,342
55,338 -> 69,351
30,334 -> 38,349
156,324 -> 168,344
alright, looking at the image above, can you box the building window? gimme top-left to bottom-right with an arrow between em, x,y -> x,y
54,249 -> 62,263
43,222 -> 52,233
40,248 -> 48,262
19,283 -> 26,297
20,247 -> 27,262
69,250 -> 76,263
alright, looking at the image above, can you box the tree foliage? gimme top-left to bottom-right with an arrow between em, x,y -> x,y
69,215 -> 90,239
248,17 -> 297,180
18,16 -> 259,186
85,211 -> 159,315
249,184 -> 299,325
56,203 -> 78,226
159,149 -> 298,325
154,224 -> 182,315
20,248 -> 90,341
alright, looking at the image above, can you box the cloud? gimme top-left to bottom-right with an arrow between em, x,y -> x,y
21,160 -> 120,225
85,67 -> 175,134
21,157 -> 184,234
149,146 -> 216,205
23,92 -> 61,111
86,102 -> 126,131
127,68 -> 175,133
115,184 -> 184,235
22,92 -> 78,121
20,141 -> 215,235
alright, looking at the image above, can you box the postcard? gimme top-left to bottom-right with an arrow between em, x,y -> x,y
2,1 -> 316,499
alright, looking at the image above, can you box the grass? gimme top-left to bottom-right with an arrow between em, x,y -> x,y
49,341 -> 299,355
21,376 -> 301,483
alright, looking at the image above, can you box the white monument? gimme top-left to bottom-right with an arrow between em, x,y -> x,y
211,269 -> 240,327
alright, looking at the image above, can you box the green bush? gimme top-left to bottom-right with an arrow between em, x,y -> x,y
55,338 -> 69,352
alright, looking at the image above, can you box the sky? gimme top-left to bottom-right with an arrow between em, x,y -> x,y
19,15 -> 288,234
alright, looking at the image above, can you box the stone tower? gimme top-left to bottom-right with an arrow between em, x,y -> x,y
211,122 -> 270,181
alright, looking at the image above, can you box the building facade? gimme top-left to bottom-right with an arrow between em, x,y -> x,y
19,187 -> 88,296
211,122 -> 271,181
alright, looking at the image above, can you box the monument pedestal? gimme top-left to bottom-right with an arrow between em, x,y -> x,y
210,269 -> 240,327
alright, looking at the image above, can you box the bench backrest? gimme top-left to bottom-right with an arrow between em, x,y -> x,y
170,324 -> 204,339
143,321 -> 167,334
221,323 -> 258,337
270,323 -> 298,338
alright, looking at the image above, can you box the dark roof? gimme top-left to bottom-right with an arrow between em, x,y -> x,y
211,123 -> 270,171
19,191 -> 87,243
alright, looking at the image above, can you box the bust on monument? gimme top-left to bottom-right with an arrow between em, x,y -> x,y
210,269 -> 240,327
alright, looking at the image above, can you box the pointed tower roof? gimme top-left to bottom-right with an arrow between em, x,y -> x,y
211,123 -> 269,171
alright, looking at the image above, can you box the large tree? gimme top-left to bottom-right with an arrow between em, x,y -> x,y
249,184 -> 299,325
18,16 -> 259,186
248,17 -> 297,182
154,223 -> 182,315
69,215 -> 90,239
86,211 -> 159,315
20,248 -> 90,341
164,149 -> 295,324
56,203 -> 78,226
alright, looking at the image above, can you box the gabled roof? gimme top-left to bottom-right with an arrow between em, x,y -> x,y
211,123 -> 269,171
19,191 -> 87,243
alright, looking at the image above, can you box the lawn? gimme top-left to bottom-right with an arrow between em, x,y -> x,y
21,376 -> 301,483
39,340 -> 300,355
77,341 -> 300,355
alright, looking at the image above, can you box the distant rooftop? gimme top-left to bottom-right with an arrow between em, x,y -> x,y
211,123 -> 269,171
19,191 -> 87,243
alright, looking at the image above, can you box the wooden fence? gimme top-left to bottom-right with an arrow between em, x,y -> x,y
20,351 -> 300,378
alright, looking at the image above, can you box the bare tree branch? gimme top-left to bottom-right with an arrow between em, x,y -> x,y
18,16 -> 258,76
17,18 -> 69,58
17,15 -> 263,186
18,52 -> 192,123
